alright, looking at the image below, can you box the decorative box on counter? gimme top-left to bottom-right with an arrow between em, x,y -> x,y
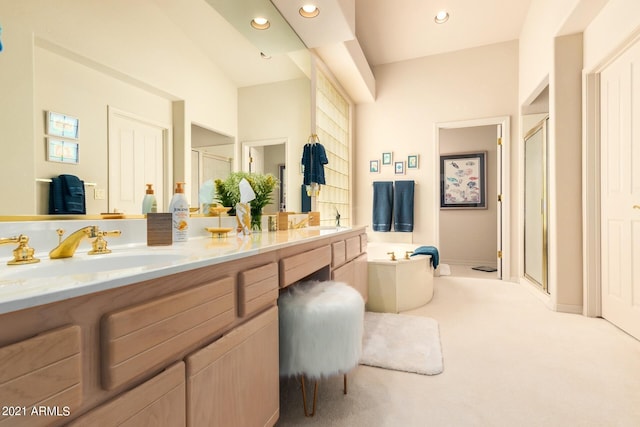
277,212 -> 320,230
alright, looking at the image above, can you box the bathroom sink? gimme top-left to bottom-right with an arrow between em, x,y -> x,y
0,252 -> 189,280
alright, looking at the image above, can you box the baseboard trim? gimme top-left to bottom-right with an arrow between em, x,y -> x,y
554,304 -> 584,315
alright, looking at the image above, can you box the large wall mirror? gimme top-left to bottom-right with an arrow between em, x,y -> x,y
523,116 -> 549,292
0,0 -> 310,218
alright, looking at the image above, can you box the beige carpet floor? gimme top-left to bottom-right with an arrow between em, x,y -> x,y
276,274 -> 640,426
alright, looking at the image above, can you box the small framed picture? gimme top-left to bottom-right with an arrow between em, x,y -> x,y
370,159 -> 380,173
47,138 -> 79,164
382,152 -> 393,165
46,111 -> 79,139
394,161 -> 405,175
408,154 -> 419,169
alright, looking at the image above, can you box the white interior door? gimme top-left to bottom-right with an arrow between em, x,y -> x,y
600,40 -> 640,340
108,108 -> 167,214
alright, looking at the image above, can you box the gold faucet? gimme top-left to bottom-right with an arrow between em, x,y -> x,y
387,251 -> 396,261
0,235 -> 40,265
88,230 -> 122,255
290,216 -> 310,229
404,251 -> 413,260
50,225 -> 121,259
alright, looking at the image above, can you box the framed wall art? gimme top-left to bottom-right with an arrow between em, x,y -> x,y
370,159 -> 380,173
46,111 -> 79,139
407,154 -> 419,169
47,138 -> 79,164
394,161 -> 405,175
440,151 -> 487,209
382,152 -> 393,165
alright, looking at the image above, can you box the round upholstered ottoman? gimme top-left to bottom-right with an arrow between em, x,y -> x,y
278,280 -> 365,416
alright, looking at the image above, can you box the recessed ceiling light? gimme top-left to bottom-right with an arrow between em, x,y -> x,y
299,5 -> 320,18
251,17 -> 270,30
434,10 -> 449,24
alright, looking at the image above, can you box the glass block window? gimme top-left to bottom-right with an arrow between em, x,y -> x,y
315,70 -> 351,226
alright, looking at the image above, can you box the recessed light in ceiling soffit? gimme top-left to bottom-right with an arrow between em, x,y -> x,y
434,10 -> 449,24
299,5 -> 320,18
205,0 -> 306,55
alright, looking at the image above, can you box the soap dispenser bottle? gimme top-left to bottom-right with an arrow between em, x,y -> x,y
168,182 -> 189,242
142,184 -> 158,214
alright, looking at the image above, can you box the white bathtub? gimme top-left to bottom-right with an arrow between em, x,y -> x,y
366,243 -> 434,313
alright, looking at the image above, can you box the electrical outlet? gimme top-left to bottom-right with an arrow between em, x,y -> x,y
94,188 -> 106,200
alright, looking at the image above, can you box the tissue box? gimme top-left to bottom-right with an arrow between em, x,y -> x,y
146,213 -> 172,246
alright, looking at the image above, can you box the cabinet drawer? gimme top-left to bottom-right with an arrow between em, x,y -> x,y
69,362 -> 185,427
346,236 -> 362,261
280,245 -> 331,288
0,325 -> 82,427
332,241 -> 346,267
238,262 -> 278,317
102,277 -> 235,390
186,307 -> 279,427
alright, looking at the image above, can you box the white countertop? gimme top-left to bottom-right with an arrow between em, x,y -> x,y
0,226 -> 355,315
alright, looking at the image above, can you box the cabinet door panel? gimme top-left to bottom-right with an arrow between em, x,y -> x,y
0,325 -> 82,427
186,307 -> 279,427
332,253 -> 368,302
69,362 -> 185,427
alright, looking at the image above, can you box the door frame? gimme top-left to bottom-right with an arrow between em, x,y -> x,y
434,116 -> 511,280
583,31 -> 640,318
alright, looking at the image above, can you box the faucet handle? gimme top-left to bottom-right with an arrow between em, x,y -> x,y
56,228 -> 65,244
88,230 -> 121,255
387,251 -> 396,261
405,251 -> 413,260
0,234 -> 40,265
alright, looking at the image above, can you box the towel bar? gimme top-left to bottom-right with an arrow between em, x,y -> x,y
36,178 -> 97,186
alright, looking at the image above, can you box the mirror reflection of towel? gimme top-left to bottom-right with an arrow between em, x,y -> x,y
394,180 -> 414,232
49,174 -> 86,214
372,182 -> 393,232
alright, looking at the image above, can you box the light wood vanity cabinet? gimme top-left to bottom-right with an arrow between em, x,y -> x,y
68,362 -> 186,427
101,276 -> 236,390
330,232 -> 368,301
186,306 -> 279,427
0,325 -> 82,427
0,226 -> 366,427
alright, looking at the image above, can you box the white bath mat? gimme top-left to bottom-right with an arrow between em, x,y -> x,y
360,311 -> 444,375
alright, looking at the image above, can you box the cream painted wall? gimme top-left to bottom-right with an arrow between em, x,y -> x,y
520,2 -> 585,312
518,0 -> 582,104
583,0 -> 640,71
354,41 -> 519,274
0,0 -> 237,214
238,78 -> 311,214
518,0 -> 640,313
439,126 -> 498,266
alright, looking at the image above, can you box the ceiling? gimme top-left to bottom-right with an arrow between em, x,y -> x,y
155,0 -> 534,88
355,0 -> 533,66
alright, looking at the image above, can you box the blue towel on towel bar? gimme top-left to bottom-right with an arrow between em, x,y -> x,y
372,181 -> 393,231
411,246 -> 439,269
393,180 -> 415,232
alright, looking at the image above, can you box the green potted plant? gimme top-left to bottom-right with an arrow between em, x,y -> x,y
214,172 -> 278,230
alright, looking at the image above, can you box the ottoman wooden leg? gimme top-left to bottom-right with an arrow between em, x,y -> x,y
300,375 -> 318,417
344,373 -> 348,394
